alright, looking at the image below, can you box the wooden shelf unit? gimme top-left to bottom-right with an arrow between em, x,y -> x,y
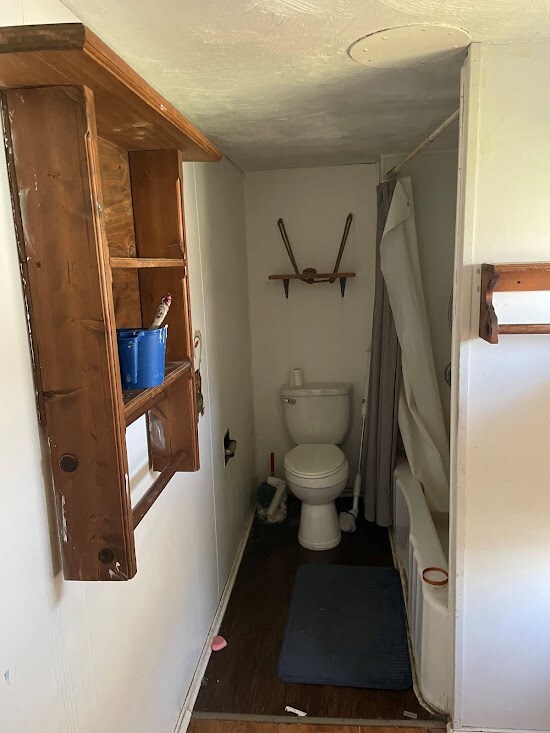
479,263 -> 550,343
0,24 -> 219,581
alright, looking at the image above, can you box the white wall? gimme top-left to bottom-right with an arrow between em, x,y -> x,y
244,165 -> 377,483
453,42 -> 550,732
185,162 -> 256,589
0,5 -> 255,731
381,151 -> 458,433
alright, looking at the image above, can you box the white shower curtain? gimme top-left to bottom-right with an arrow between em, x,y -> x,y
380,178 -> 449,514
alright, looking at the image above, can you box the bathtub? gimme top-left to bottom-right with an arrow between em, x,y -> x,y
393,459 -> 451,714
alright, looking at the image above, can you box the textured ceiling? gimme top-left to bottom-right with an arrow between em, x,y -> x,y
64,0 -> 550,170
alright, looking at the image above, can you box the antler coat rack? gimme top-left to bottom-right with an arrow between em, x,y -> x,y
268,213 -> 356,298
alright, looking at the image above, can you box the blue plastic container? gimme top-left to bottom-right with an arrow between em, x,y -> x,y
117,326 -> 168,389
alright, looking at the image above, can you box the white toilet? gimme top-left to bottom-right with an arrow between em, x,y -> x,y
281,382 -> 351,550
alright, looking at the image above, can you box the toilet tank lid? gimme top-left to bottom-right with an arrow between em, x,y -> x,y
281,382 -> 352,397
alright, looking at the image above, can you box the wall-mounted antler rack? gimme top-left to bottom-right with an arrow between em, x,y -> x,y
479,262 -> 550,343
269,213 -> 356,297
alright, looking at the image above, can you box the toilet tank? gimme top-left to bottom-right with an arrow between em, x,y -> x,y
281,382 -> 352,444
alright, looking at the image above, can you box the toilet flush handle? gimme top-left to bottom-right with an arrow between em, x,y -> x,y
282,397 -> 296,405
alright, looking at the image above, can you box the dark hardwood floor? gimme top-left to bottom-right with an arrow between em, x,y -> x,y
194,498 -> 441,721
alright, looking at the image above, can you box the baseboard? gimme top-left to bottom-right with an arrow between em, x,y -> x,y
452,728 -> 550,733
173,506 -> 256,733
193,712 -> 447,728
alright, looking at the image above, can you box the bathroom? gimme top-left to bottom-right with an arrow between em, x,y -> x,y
193,119 -> 459,721
5,1 -> 550,730
0,2 -> 474,729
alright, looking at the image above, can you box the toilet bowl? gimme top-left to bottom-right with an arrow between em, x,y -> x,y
284,444 -> 349,550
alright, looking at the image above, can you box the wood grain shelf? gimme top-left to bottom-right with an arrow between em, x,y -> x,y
123,360 -> 192,426
480,262 -> 550,343
0,23 -> 221,159
268,272 -> 356,298
110,257 -> 185,269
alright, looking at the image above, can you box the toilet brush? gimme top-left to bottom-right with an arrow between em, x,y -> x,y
339,398 -> 367,533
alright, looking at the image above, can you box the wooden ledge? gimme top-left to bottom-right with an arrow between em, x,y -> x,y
269,272 -> 356,298
123,360 -> 192,425
0,23 -> 221,159
268,272 -> 356,281
479,262 -> 550,343
110,257 -> 186,269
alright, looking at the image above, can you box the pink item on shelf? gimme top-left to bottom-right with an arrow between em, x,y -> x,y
211,635 -> 227,652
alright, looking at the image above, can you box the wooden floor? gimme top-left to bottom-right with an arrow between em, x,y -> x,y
189,721 -> 442,733
194,499 -> 442,721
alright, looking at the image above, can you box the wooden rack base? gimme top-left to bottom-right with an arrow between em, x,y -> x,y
268,272 -> 356,298
479,263 -> 550,343
132,451 -> 186,528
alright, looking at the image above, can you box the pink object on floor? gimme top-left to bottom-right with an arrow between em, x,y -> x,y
211,635 -> 227,652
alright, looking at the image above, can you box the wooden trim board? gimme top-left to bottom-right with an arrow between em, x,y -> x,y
191,715 -> 446,728
188,722 -> 445,733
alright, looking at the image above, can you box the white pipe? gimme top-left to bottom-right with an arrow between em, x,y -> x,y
339,398 -> 368,532
386,108 -> 459,179
351,398 -> 368,517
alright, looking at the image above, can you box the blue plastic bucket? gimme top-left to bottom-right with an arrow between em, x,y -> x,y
116,326 -> 168,389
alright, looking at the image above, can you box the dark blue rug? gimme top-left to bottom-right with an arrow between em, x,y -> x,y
278,564 -> 412,689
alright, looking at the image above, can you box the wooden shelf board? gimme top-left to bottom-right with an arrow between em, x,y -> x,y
499,324 -> 550,335
110,257 -> 185,269
0,23 -> 221,160
479,262 -> 550,343
132,451 -> 186,528
491,263 -> 550,292
268,272 -> 356,281
123,360 -> 192,426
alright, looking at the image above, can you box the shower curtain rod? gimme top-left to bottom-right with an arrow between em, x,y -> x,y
386,108 -> 460,179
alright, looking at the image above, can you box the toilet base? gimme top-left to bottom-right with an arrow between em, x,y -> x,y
298,501 -> 341,550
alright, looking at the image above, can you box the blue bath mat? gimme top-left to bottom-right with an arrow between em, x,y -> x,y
278,564 -> 412,689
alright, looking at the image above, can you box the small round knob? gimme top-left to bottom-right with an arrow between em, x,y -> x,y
98,548 -> 115,564
59,454 -> 78,472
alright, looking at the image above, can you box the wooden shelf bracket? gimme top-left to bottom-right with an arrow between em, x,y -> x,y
268,272 -> 356,299
479,262 -> 550,343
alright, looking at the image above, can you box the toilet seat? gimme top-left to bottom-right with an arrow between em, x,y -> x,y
284,444 -> 347,479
